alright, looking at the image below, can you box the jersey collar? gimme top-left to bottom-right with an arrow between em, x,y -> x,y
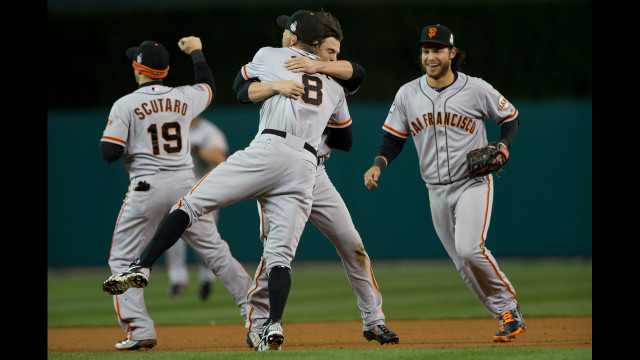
138,80 -> 163,89
428,71 -> 458,92
288,47 -> 319,61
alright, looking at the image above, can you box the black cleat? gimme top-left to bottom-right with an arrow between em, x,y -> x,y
199,281 -> 213,300
363,324 -> 399,345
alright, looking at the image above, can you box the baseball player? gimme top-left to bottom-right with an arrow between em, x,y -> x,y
363,24 -> 525,342
99,37 -> 253,350
233,10 -> 399,350
164,115 -> 229,300
102,10 -> 352,352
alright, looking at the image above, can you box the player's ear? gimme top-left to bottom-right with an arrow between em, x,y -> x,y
290,35 -> 298,47
449,47 -> 457,59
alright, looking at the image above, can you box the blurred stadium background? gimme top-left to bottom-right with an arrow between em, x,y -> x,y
47,0 -> 591,267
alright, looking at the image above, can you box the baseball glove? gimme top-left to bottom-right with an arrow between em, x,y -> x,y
466,142 -> 509,178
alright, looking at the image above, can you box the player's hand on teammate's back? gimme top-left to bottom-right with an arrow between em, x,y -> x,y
364,166 -> 381,190
178,36 -> 202,54
273,80 -> 306,100
285,56 -> 320,75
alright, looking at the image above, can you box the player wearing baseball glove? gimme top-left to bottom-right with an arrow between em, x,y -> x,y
466,142 -> 509,178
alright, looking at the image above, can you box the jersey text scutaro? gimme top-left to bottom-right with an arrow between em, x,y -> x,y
134,98 -> 189,120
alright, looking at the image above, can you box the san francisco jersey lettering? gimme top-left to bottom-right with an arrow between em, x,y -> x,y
383,72 -> 518,184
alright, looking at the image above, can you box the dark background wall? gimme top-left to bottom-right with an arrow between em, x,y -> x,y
47,0 -> 592,267
48,0 -> 591,108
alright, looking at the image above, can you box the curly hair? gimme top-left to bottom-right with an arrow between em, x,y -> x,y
316,9 -> 343,42
451,47 -> 465,72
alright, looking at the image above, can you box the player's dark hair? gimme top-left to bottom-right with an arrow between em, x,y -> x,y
317,9 -> 343,42
451,47 -> 465,72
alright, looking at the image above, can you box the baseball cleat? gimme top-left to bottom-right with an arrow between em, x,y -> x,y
246,330 -> 262,351
363,324 -> 400,344
167,283 -> 187,298
115,338 -> 157,350
199,281 -> 213,300
102,262 -> 151,295
258,320 -> 284,351
493,305 -> 526,342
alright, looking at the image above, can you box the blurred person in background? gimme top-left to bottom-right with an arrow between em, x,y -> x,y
164,115 -> 229,300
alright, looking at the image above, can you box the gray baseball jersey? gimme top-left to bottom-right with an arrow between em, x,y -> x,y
102,84 -> 213,179
382,72 -> 518,184
101,82 -> 252,341
380,71 -> 519,318
241,46 -> 351,150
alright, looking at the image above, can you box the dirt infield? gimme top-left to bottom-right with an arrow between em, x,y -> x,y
48,316 -> 591,353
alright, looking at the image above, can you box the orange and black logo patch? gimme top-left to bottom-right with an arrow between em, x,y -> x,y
429,27 -> 437,38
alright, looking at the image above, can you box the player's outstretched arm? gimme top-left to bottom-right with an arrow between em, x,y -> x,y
248,81 -> 305,102
232,69 -> 305,103
178,36 -> 215,97
285,57 -> 366,95
285,56 -> 353,80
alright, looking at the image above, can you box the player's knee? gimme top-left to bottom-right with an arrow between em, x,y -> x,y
330,229 -> 361,253
456,246 -> 482,265
170,200 -> 198,227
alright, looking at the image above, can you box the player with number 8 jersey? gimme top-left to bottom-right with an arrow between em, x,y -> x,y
238,39 -> 350,151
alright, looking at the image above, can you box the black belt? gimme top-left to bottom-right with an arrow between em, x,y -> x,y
261,129 -> 317,158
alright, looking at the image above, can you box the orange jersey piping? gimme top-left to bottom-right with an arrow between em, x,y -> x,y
383,124 -> 409,138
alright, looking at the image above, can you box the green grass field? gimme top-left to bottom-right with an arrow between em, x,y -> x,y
47,348 -> 593,360
48,257 -> 592,359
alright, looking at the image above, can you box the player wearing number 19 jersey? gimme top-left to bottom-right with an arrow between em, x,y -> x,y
99,37 -> 252,350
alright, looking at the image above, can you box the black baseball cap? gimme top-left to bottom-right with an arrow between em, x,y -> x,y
417,24 -> 455,47
126,40 -> 170,78
276,10 -> 323,46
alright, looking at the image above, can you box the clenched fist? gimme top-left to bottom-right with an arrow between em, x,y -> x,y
178,36 -> 202,54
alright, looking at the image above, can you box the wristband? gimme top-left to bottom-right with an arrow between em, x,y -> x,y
373,156 -> 387,169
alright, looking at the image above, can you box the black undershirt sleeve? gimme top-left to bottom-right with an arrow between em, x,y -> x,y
334,61 -> 366,94
99,141 -> 125,164
232,70 -> 258,104
499,117 -> 519,149
325,126 -> 353,152
191,50 -> 215,98
377,132 -> 407,166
